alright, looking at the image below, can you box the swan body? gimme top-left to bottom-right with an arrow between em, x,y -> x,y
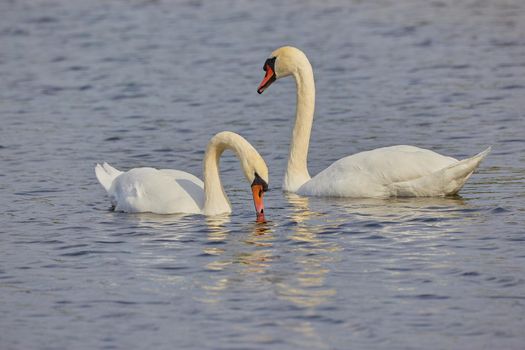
96,165 -> 204,214
257,46 -> 490,197
95,131 -> 269,215
297,145 -> 490,198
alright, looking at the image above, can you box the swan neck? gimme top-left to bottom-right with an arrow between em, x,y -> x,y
284,62 -> 315,192
203,142 -> 230,216
202,133 -> 252,215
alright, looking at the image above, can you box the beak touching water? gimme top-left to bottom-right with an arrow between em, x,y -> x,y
257,57 -> 276,94
251,184 -> 265,221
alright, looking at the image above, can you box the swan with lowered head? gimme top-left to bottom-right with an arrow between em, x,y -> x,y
257,46 -> 490,197
95,131 -> 269,217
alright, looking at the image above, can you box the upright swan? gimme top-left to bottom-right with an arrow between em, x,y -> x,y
257,46 -> 490,197
95,131 -> 269,217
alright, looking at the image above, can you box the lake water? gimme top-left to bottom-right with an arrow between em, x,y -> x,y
1,0 -> 525,349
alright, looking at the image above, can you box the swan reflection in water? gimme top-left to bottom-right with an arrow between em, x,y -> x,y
199,215 -> 276,293
197,194 -> 472,287
311,195 -> 474,239
199,196 -> 342,308
195,194 -> 343,347
275,193 -> 340,309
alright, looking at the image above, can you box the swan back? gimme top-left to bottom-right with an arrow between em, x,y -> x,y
109,168 -> 204,214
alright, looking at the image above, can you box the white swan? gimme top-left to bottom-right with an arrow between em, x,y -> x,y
95,131 -> 269,216
257,46 -> 490,197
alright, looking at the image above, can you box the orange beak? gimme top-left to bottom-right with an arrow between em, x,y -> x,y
251,184 -> 265,219
257,63 -> 276,94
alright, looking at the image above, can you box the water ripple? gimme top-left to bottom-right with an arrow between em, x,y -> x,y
1,0 -> 524,349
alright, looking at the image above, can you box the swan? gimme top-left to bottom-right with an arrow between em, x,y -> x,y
95,131 -> 269,217
257,46 -> 490,197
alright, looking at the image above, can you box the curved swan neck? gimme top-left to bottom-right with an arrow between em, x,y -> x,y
202,132 -> 254,215
284,58 -> 315,192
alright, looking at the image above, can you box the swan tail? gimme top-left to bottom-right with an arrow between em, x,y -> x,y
95,162 -> 123,192
439,146 -> 491,195
391,147 -> 491,197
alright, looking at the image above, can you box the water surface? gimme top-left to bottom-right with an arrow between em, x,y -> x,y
1,0 -> 525,349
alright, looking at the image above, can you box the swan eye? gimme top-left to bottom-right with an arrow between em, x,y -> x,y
262,57 -> 276,71
252,172 -> 269,192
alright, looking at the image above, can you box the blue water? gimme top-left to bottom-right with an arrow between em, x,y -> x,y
1,0 -> 525,349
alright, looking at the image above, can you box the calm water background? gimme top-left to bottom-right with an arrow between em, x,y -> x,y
1,0 -> 525,349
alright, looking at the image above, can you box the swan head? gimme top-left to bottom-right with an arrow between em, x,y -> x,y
257,46 -> 309,94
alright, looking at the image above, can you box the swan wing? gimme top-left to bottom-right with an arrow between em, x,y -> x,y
107,167 -> 204,214
390,147 -> 491,196
298,146 -> 489,197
